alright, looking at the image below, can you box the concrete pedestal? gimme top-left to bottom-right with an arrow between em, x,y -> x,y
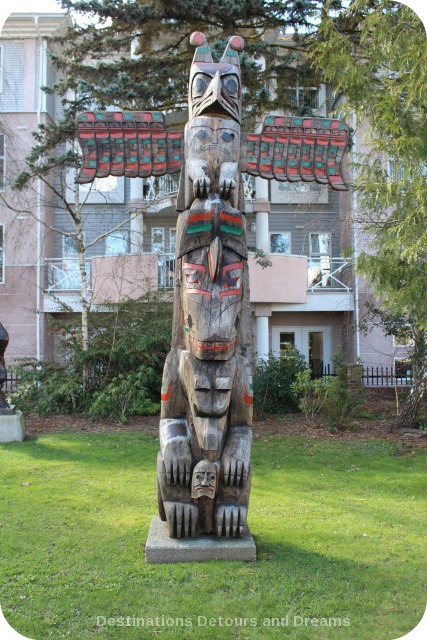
0,411 -> 25,442
145,516 -> 256,564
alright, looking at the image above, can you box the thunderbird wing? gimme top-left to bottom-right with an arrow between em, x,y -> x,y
242,115 -> 350,191
76,111 -> 184,184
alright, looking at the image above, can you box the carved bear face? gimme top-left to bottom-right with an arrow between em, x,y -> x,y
182,243 -> 243,361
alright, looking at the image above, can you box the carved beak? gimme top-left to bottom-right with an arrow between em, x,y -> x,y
195,71 -> 240,122
208,237 -> 222,282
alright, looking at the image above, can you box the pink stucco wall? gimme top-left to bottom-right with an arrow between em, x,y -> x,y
248,253 -> 307,304
91,254 -> 159,304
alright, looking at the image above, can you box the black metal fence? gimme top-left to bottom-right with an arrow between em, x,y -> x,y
312,364 -> 336,379
361,366 -> 413,387
3,375 -> 20,393
312,364 -> 413,387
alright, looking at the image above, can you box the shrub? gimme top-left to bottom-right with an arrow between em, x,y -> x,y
89,367 -> 160,423
291,351 -> 365,430
10,291 -> 172,418
292,369 -> 326,422
317,352 -> 364,431
253,350 -> 307,418
10,359 -> 87,415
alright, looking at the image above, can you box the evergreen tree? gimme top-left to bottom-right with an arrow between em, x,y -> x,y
311,0 -> 427,429
14,0 -> 341,189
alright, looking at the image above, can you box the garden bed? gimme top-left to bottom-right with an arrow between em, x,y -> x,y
23,390 -> 427,448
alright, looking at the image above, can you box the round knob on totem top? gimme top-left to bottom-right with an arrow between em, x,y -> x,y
190,32 -> 208,47
229,35 -> 245,51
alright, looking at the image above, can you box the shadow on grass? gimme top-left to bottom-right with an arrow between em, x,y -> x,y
2,433 -> 158,470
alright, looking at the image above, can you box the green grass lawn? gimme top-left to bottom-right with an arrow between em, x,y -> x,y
0,432 -> 426,640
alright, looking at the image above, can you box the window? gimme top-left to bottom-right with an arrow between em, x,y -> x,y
271,178 -> 328,204
0,134 -> 5,191
394,358 -> 413,381
270,232 -> 291,254
169,228 -> 177,255
0,224 -> 4,283
283,86 -> 320,112
279,332 -> 296,356
387,158 -> 404,181
393,329 -> 414,348
310,232 -> 331,256
308,232 -> 331,288
61,235 -> 80,289
63,235 -> 78,256
80,176 -> 118,193
152,228 -> 165,254
105,230 -> 128,255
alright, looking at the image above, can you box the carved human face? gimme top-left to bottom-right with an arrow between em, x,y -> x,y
182,244 -> 243,361
191,460 -> 218,499
189,63 -> 242,123
186,117 -> 240,167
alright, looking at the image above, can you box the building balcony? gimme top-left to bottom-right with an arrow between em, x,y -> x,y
43,254 -> 353,312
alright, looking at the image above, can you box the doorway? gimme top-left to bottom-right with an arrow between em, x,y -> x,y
272,326 -> 332,375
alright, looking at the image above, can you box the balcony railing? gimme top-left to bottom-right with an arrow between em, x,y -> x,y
307,258 -> 353,291
45,258 -> 92,291
142,175 -> 180,201
141,174 -> 256,202
45,255 -> 174,292
157,254 -> 175,289
45,255 -> 353,296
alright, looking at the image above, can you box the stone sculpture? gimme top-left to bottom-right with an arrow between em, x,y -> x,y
76,33 -> 349,539
0,322 -> 13,413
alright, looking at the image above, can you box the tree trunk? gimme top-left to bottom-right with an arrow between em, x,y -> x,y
393,344 -> 427,431
75,222 -> 89,353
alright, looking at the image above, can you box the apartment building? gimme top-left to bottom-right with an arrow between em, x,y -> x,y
0,10 -> 410,376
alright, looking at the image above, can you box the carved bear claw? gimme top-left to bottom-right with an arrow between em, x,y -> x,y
164,501 -> 198,538
219,178 -> 236,199
222,457 -> 250,486
162,440 -> 192,486
193,176 -> 211,198
216,504 -> 247,538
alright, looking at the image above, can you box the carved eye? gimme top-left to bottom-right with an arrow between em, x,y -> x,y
223,77 -> 238,95
196,130 -> 207,140
193,75 -> 209,95
196,474 -> 203,481
210,475 -> 215,481
221,132 -> 235,143
185,273 -> 201,285
225,273 -> 240,288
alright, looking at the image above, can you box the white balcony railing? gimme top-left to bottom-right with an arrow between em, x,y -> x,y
45,255 -> 353,295
141,174 -> 256,202
308,258 -> 353,291
45,255 -> 175,292
142,175 -> 179,201
157,254 -> 175,289
45,258 -> 92,291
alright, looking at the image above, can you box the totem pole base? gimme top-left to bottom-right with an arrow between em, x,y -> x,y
145,517 -> 256,564
0,410 -> 25,443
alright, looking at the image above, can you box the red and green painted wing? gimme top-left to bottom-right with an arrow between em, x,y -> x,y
243,115 -> 350,191
76,111 -> 184,184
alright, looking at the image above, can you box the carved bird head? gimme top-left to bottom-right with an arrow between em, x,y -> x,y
188,32 -> 244,124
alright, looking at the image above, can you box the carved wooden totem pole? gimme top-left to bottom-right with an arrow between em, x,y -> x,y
76,33 -> 349,539
0,322 -> 12,413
